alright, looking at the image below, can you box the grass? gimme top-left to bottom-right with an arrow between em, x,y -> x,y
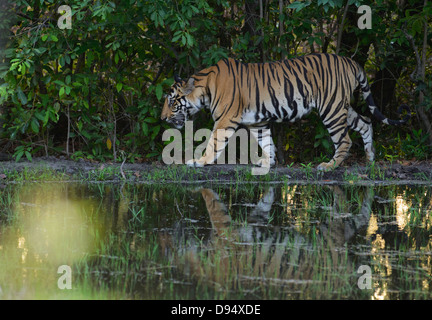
1,159 -> 431,186
367,161 -> 387,180
0,166 -> 69,182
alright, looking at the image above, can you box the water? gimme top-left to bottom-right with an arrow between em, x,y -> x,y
0,181 -> 430,299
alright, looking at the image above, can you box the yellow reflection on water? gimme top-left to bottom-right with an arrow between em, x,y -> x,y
365,188 -> 432,300
16,199 -> 93,265
0,183 -> 98,299
366,213 -> 378,238
17,236 -> 28,264
281,185 -> 297,218
395,195 -> 410,230
372,281 -> 388,300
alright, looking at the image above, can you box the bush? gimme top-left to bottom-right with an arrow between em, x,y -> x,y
0,0 -> 430,163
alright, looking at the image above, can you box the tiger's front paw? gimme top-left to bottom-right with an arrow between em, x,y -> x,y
317,162 -> 336,171
186,158 -> 205,167
256,157 -> 275,168
256,159 -> 270,168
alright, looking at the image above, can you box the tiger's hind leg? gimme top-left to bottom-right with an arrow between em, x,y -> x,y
317,107 -> 352,171
347,106 -> 375,162
248,124 -> 276,167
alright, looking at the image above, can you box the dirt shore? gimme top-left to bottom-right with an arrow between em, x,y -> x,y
0,156 -> 431,183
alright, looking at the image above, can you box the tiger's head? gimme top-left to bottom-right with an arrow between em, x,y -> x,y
161,75 -> 205,129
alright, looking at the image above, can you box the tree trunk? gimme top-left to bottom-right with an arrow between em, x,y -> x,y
279,0 -> 285,60
403,0 -> 432,146
338,5 -> 371,110
417,0 -> 432,145
336,0 -> 350,55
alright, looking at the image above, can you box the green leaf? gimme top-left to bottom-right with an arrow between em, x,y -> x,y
10,61 -> 20,71
116,83 -> 123,92
144,117 -> 158,124
15,150 -> 24,162
35,111 -> 45,121
43,110 -> 50,126
172,31 -> 182,42
146,152 -> 159,158
50,35 -> 58,42
141,122 -> 149,136
155,84 -> 163,100
20,63 -> 26,75
31,118 -> 39,133
322,139 -> 330,150
118,50 -> 126,60
53,102 -> 61,112
34,47 -> 47,55
17,87 -> 27,105
185,33 -> 194,47
287,1 -> 308,12
25,151 -> 32,161
151,125 -> 161,139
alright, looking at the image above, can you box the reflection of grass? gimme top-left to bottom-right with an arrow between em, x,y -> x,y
0,182 -> 431,299
169,233 -> 364,299
78,184 -> 432,299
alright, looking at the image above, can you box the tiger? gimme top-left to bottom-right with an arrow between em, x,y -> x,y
161,53 -> 410,170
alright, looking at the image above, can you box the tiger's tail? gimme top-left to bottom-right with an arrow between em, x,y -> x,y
356,66 -> 410,125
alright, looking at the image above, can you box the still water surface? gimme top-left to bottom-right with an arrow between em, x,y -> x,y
0,182 -> 431,299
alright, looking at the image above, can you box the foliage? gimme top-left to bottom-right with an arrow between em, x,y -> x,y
0,0 -> 430,163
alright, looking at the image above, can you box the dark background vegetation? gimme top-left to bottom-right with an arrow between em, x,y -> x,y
0,0 -> 430,165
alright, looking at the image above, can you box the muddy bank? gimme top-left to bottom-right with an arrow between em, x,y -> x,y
0,156 -> 431,183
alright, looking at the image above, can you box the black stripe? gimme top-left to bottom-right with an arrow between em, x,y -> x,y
255,80 -> 261,121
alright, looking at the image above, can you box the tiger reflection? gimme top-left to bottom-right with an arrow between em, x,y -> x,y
166,185 -> 375,296
200,186 -> 374,246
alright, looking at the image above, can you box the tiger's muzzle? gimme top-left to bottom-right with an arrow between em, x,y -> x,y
166,114 -> 186,129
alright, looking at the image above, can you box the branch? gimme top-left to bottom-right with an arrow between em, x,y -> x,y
151,57 -> 169,86
336,0 -> 350,55
16,12 -> 33,21
402,28 -> 421,82
420,0 -> 428,81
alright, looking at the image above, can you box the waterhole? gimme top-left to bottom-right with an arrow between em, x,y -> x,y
0,182 -> 430,299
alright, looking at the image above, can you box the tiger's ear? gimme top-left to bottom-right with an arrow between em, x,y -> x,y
180,78 -> 195,95
174,74 -> 182,83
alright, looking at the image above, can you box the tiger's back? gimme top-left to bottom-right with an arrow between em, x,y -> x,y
210,54 -> 359,126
